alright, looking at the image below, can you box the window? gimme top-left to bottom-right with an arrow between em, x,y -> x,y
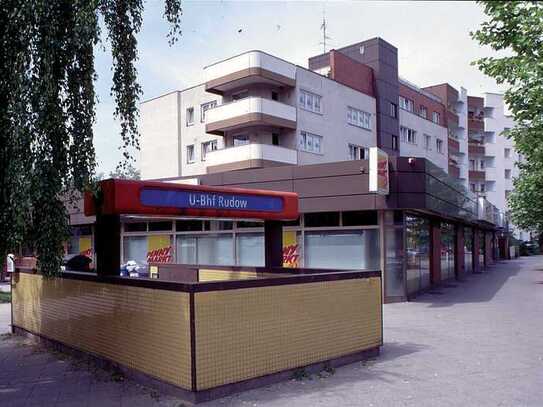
348,144 -> 368,160
424,134 -> 431,151
420,106 -> 428,119
186,107 -> 194,126
480,160 -> 485,170
399,96 -> 414,112
186,145 -> 195,163
400,126 -> 416,144
271,91 -> 279,101
272,133 -> 279,146
390,102 -> 398,118
200,100 -> 217,122
233,135 -> 249,146
469,159 -> 476,170
504,148 -> 511,158
201,140 -> 218,161
470,183 -> 476,192
392,135 -> 398,151
480,183 -> 485,193
347,107 -> 372,130
436,138 -> 443,153
432,111 -> 440,124
505,169 -> 512,179
299,89 -> 322,114
299,131 -> 323,154
232,90 -> 248,101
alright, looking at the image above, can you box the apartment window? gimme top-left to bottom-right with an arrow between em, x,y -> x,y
399,96 -> 414,112
436,138 -> 444,153
272,133 -> 279,146
469,159 -> 476,170
390,102 -> 398,118
504,148 -> 511,158
420,106 -> 428,119
201,140 -> 218,161
271,91 -> 279,101
186,145 -> 195,163
470,183 -> 476,192
505,169 -> 512,179
299,131 -> 323,154
347,107 -> 372,130
232,90 -> 248,101
424,134 -> 432,151
186,107 -> 194,126
400,126 -> 416,144
299,89 -> 322,114
392,135 -> 398,151
480,183 -> 485,193
200,100 -> 217,122
480,160 -> 485,170
348,144 -> 368,160
432,111 -> 440,125
233,135 -> 249,146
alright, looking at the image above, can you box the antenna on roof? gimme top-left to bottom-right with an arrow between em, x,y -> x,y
320,8 -> 331,53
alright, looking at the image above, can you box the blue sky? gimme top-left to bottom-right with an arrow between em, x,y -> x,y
93,0 -> 503,174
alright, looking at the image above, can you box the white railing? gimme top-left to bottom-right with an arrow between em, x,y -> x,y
206,144 -> 298,167
484,167 -> 496,181
204,51 -> 296,83
206,97 -> 296,125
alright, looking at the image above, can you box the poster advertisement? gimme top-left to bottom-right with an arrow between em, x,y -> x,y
282,231 -> 299,268
369,147 -> 389,195
79,236 -> 92,258
147,235 -> 172,263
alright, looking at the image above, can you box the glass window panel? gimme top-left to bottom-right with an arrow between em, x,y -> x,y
197,234 -> 234,266
304,230 -> 379,270
236,233 -> 264,266
405,215 -> 431,295
123,236 -> 148,265
342,211 -> 378,226
148,221 -> 172,232
176,220 -> 203,232
385,228 -> 405,297
176,236 -> 197,264
304,212 -> 340,227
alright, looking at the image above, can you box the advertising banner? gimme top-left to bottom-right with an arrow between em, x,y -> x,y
147,235 -> 172,263
79,236 -> 92,258
369,147 -> 389,195
282,231 -> 299,268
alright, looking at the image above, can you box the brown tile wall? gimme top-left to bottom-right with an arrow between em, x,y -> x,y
329,50 -> 375,97
399,84 -> 446,127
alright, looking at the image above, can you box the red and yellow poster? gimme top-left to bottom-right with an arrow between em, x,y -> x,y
79,236 -> 92,258
147,235 -> 172,263
282,231 -> 299,268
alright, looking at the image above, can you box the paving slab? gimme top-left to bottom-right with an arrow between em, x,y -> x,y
0,256 -> 541,406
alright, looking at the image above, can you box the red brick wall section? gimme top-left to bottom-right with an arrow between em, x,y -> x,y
329,50 -> 375,97
399,84 -> 447,127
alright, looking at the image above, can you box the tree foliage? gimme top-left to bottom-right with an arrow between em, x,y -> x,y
472,1 -> 543,238
0,1 -> 182,275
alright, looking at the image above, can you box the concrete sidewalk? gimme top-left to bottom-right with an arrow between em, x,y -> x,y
1,256 -> 542,406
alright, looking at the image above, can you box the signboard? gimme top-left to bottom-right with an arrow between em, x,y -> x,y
140,188 -> 284,213
369,147 -> 389,195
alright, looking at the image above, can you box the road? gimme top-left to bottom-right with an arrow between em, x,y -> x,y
0,256 -> 542,406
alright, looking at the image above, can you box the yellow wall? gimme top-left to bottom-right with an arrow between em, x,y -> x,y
194,277 -> 382,390
12,273 -> 192,389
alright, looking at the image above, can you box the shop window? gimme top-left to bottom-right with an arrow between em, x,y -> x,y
342,211 -> 378,226
236,233 -> 264,266
123,236 -> 148,265
176,220 -> 203,232
236,221 -> 263,229
197,234 -> 234,266
124,222 -> 147,232
204,220 -> 233,231
304,212 -> 340,227
385,228 -> 405,297
282,218 -> 300,227
304,230 -> 379,270
176,236 -> 197,264
148,221 -> 173,232
272,133 -> 279,146
405,215 -> 431,295
464,227 -> 473,273
440,223 -> 455,280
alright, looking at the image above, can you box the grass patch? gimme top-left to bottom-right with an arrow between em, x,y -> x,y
0,291 -> 11,303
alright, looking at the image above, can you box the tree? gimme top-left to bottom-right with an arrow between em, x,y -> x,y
472,1 -> 543,241
109,163 -> 141,180
0,1 -> 182,276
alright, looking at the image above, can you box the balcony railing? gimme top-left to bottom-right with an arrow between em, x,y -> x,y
468,143 -> 485,155
204,51 -> 296,94
469,170 -> 486,181
206,97 -> 297,135
205,143 -> 298,173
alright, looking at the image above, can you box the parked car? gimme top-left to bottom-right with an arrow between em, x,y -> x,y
520,241 -> 540,256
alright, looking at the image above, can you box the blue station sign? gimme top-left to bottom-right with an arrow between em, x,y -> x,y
140,188 -> 284,213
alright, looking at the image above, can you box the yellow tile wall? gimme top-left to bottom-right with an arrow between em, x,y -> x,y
12,273 -> 192,389
194,277 -> 382,390
198,269 -> 278,282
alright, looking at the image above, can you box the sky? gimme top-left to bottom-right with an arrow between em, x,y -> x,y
93,0 -> 505,175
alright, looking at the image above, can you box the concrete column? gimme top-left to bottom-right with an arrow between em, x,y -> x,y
430,220 -> 441,285
455,225 -> 465,279
264,221 -> 283,269
473,229 -> 481,273
95,214 -> 121,276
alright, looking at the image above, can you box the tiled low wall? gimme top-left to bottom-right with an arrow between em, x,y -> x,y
12,269 -> 382,401
11,273 -> 192,389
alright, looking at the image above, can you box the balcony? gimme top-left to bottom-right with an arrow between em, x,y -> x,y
468,116 -> 484,132
468,143 -> 485,155
448,164 -> 460,178
448,138 -> 460,153
469,170 -> 486,181
206,97 -> 297,135
485,167 -> 496,181
205,144 -> 298,173
204,51 -> 296,95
